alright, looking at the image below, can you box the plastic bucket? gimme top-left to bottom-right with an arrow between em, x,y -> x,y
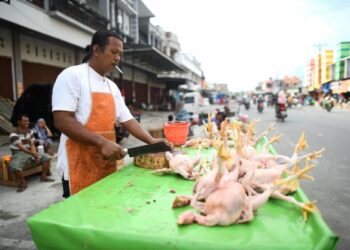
163,121 -> 190,146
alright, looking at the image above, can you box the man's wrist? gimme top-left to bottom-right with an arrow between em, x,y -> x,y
146,137 -> 156,144
94,135 -> 106,149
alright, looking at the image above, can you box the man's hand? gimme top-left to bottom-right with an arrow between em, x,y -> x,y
32,152 -> 40,158
149,138 -> 174,151
32,152 -> 41,164
99,139 -> 126,161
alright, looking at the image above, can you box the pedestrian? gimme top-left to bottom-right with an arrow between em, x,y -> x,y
52,30 -> 171,198
174,94 -> 190,121
9,114 -> 53,192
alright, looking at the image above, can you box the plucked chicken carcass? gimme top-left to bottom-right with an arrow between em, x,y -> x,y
177,154 -> 315,226
173,119 -> 323,227
153,151 -> 201,180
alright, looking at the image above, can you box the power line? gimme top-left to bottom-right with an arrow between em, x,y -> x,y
313,43 -> 327,53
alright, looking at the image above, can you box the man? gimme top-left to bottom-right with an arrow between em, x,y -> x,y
174,94 -> 189,121
52,30 -> 170,198
9,114 -> 53,192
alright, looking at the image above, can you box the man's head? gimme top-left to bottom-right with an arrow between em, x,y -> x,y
83,30 -> 123,74
17,114 -> 30,129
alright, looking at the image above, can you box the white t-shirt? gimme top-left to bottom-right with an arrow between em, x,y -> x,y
52,63 -> 133,180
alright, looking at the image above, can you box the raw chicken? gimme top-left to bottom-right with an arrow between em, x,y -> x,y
178,182 -> 252,226
171,120 -> 324,227
153,151 -> 200,180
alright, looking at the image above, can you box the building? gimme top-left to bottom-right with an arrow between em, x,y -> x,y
0,0 -> 202,110
261,78 -> 277,93
304,59 -> 315,89
331,42 -> 350,81
115,2 -> 185,107
321,50 -> 334,84
0,0 -> 98,100
313,54 -> 322,90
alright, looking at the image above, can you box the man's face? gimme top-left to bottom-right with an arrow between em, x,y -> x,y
94,37 -> 123,73
18,116 -> 29,129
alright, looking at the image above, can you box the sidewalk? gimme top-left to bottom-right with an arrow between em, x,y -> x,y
0,110 -> 175,250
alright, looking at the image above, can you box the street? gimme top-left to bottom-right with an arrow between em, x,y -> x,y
0,106 -> 349,249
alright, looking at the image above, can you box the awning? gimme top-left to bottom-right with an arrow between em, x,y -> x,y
340,79 -> 350,93
307,85 -> 315,92
123,44 -> 186,72
330,81 -> 341,94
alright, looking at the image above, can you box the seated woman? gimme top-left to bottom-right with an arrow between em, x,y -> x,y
33,118 -> 54,156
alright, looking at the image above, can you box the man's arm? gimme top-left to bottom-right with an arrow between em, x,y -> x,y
53,111 -> 126,160
17,143 -> 38,158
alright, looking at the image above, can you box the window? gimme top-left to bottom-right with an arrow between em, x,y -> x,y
26,0 -> 44,9
26,44 -> 31,54
0,37 -> 4,48
184,96 -> 195,104
123,12 -> 130,35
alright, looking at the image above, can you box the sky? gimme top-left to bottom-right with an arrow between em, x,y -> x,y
142,0 -> 350,91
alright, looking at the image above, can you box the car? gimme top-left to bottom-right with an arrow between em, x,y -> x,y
11,83 -> 58,136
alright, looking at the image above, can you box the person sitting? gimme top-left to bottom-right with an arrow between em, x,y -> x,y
33,118 -> 54,156
9,114 -> 54,192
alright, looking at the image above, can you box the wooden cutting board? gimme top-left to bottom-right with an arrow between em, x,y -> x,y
134,153 -> 169,170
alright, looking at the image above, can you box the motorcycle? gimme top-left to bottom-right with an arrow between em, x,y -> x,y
323,98 -> 334,112
244,102 -> 250,110
257,100 -> 264,113
324,102 -> 333,112
275,103 -> 287,122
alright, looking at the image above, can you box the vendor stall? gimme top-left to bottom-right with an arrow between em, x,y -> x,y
27,147 -> 338,250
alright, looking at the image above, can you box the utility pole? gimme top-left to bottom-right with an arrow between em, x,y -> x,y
313,43 -> 327,53
313,43 -> 327,92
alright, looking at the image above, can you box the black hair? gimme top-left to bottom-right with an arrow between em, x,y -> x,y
82,30 -> 123,63
16,114 -> 29,125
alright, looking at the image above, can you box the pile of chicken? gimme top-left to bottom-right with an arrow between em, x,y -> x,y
163,117 -> 324,227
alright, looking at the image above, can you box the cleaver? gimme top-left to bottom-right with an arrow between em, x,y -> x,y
125,142 -> 172,157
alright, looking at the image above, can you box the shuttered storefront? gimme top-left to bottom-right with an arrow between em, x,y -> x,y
135,82 -> 147,105
150,87 -> 161,105
0,56 -> 13,100
22,61 -> 64,89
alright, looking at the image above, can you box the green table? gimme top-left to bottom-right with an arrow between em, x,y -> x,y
27,147 -> 338,250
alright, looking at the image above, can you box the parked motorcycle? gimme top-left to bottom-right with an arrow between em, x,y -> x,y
275,103 -> 287,122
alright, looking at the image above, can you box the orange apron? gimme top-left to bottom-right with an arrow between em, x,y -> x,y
66,66 -> 118,195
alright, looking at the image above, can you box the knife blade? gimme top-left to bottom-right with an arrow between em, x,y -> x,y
125,142 -> 172,157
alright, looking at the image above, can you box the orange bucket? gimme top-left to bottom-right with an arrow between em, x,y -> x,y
164,121 -> 190,146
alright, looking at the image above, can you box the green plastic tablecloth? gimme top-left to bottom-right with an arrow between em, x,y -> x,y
27,144 -> 338,250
